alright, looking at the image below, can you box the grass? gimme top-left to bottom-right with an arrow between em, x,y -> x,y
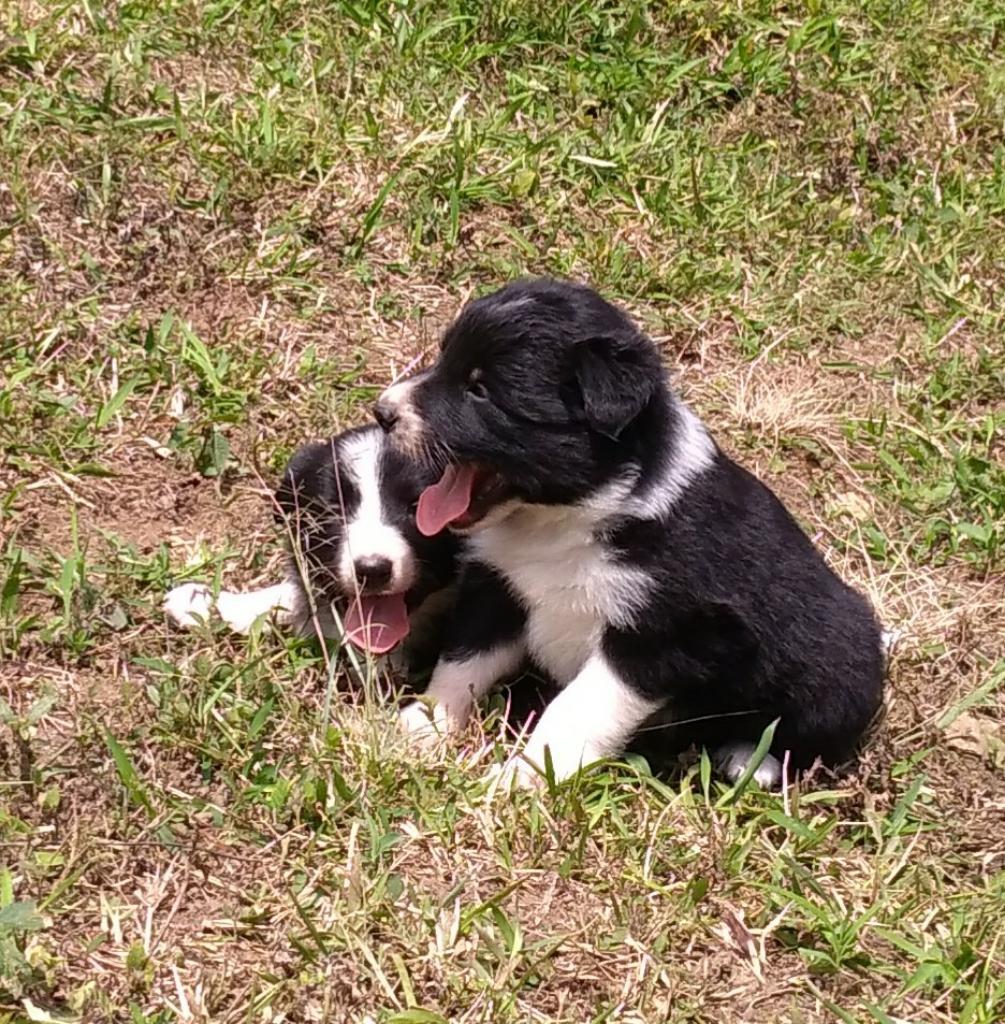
1,0 -> 1004,1020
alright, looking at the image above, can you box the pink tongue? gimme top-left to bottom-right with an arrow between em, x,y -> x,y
344,594 -> 410,654
416,464 -> 478,536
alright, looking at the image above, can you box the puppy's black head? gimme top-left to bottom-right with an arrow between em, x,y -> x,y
374,278 -> 666,532
275,425 -> 457,650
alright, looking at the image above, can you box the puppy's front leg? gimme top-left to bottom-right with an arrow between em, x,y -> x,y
400,641 -> 526,742
164,579 -> 301,635
502,654 -> 662,787
400,562 -> 526,745
216,580 -> 301,634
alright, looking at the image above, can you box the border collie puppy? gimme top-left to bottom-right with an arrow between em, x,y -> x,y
164,424 -> 459,662
374,278 -> 885,787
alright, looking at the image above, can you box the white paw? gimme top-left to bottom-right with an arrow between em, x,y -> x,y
485,755 -> 542,793
398,699 -> 459,751
524,736 -> 604,784
163,583 -> 214,628
713,743 -> 782,789
486,739 -> 604,793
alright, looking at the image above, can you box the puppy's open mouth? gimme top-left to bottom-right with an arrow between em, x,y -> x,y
416,464 -> 511,536
344,593 -> 410,654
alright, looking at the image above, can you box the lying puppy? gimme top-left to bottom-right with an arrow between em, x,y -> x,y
374,278 -> 885,787
164,424 -> 459,661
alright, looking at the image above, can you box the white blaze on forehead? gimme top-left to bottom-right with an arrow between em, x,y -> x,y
377,371 -> 430,457
337,430 -> 416,593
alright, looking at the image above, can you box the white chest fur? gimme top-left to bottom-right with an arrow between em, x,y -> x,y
468,500 -> 651,684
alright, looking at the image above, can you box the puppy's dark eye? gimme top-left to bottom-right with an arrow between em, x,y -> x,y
466,371 -> 489,401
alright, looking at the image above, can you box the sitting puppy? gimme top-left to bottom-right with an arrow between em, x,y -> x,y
374,278 -> 885,787
164,424 -> 459,662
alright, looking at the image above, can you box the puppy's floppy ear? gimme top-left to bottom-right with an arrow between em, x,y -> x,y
273,442 -> 327,525
571,333 -> 658,440
274,465 -> 311,532
273,466 -> 301,525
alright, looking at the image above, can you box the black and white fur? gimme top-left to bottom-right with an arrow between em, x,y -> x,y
374,278 -> 885,787
164,424 -> 458,663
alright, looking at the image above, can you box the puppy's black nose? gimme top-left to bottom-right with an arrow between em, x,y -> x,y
373,399 -> 399,432
353,555 -> 393,590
